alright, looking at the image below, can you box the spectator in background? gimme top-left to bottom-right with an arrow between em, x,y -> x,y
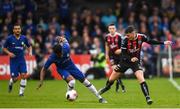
59,0 -> 70,25
4,12 -> 13,31
49,16 -> 60,34
86,37 -> 106,79
37,18 -> 48,31
124,0 -> 134,18
59,24 -> 71,41
162,15 -> 170,31
171,17 -> 180,34
13,0 -> 25,15
1,0 -> 14,16
48,0 -> 57,18
127,12 -> 137,27
114,2 -> 123,18
24,18 -> 36,35
81,32 -> 92,54
141,43 -> 154,78
25,0 -> 37,13
117,17 -> 127,34
139,22 -> 149,35
16,14 -> 23,26
0,26 -> 9,54
101,8 -> 117,27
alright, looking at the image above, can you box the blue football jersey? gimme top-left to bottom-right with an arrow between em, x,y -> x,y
44,40 -> 71,69
44,40 -> 85,81
3,35 -> 30,60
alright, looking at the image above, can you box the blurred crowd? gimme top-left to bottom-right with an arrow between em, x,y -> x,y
0,0 -> 180,76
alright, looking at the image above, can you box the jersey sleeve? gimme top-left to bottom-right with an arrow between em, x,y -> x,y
118,35 -> 122,48
142,34 -> 164,45
44,55 -> 54,69
24,37 -> 30,47
121,37 -> 128,50
3,37 -> 10,48
105,35 -> 108,42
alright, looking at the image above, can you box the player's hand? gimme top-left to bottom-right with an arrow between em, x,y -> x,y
105,55 -> 109,61
8,52 -> 16,58
56,36 -> 66,43
164,41 -> 173,45
131,57 -> 138,62
37,81 -> 43,90
114,49 -> 121,55
110,59 -> 115,66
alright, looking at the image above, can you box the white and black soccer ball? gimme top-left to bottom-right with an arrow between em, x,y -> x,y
65,89 -> 78,101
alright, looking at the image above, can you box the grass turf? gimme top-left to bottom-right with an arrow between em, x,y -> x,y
0,78 -> 180,108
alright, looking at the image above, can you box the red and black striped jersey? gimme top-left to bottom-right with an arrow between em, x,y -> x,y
121,33 -> 164,61
105,32 -> 123,57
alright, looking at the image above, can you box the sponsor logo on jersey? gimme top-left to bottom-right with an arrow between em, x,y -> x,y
15,46 -> 23,50
128,48 -> 140,53
110,44 -> 117,49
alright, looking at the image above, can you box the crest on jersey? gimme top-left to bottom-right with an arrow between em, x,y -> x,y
138,40 -> 142,44
107,37 -> 111,42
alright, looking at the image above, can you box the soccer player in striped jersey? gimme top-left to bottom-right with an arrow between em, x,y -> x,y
100,25 -> 172,105
103,24 -> 129,93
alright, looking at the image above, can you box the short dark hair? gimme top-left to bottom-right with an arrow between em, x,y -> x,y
108,23 -> 115,27
125,26 -> 135,34
13,23 -> 21,28
52,44 -> 62,54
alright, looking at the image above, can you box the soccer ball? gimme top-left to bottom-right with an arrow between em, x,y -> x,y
65,89 -> 78,101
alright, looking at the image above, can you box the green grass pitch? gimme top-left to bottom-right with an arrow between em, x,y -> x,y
0,78 -> 180,108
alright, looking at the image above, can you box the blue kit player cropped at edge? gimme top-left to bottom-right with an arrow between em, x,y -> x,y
3,24 -> 32,96
37,36 -> 107,103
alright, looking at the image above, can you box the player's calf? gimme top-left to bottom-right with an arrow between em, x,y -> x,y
19,74 -> 27,96
19,79 -> 27,96
8,78 -> 18,93
98,80 -> 114,95
82,79 -> 107,103
116,79 -> 126,93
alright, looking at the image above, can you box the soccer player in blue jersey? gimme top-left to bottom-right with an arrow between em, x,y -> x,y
3,24 -> 32,96
37,36 -> 107,103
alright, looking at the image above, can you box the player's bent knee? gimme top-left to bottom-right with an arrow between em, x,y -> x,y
78,78 -> 85,83
12,77 -> 18,83
20,73 -> 28,79
66,75 -> 75,82
135,70 -> 145,83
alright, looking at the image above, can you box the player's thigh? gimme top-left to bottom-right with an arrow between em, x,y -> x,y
114,63 -> 128,74
68,65 -> 85,83
130,62 -> 143,73
109,70 -> 121,81
134,70 -> 145,83
10,61 -> 19,78
57,69 -> 72,80
19,61 -> 27,79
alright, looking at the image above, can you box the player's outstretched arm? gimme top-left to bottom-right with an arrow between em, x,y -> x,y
37,67 -> 47,90
143,35 -> 173,45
